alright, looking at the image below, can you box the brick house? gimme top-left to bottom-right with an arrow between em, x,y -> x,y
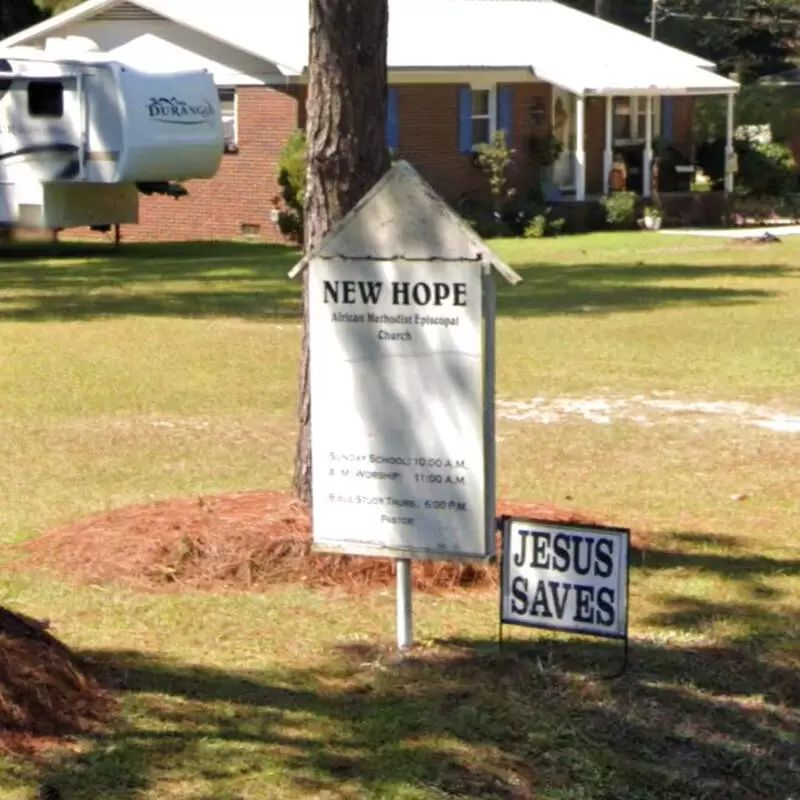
1,0 -> 740,243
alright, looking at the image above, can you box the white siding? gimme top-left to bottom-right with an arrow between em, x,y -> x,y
31,18 -> 282,86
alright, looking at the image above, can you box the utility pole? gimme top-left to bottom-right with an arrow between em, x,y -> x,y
594,0 -> 605,19
651,0 -> 658,39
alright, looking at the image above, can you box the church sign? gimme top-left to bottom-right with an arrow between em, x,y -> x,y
290,161 -> 521,563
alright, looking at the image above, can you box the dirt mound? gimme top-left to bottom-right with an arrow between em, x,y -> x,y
20,491 -> 611,594
0,607 -> 111,755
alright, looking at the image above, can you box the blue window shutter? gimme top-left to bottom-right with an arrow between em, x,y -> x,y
387,87 -> 399,151
661,96 -> 675,144
497,85 -> 514,144
459,87 -> 473,153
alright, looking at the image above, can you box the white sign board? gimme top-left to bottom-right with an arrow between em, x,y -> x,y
501,519 -> 629,640
308,257 -> 493,561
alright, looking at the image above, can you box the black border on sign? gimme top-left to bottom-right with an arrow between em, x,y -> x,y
497,515 -> 631,678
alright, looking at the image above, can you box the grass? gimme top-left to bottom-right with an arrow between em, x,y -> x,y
1,232 -> 799,799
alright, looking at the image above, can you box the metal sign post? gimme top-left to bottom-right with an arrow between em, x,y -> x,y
396,558 -> 413,650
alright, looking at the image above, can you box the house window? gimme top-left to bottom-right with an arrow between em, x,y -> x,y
471,88 -> 494,147
613,96 -> 659,144
28,80 -> 64,118
218,88 -> 238,152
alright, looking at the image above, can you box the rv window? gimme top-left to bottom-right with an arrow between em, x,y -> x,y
28,81 -> 64,118
218,88 -> 238,151
0,58 -> 11,98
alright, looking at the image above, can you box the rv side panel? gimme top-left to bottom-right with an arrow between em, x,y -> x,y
84,65 -> 124,183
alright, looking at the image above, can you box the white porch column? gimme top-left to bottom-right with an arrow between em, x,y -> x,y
725,92 -> 736,195
643,95 -> 654,197
603,95 -> 613,195
576,94 -> 587,201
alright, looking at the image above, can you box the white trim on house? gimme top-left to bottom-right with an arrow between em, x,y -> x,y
536,61 -> 738,98
0,0 -> 116,46
468,82 -> 497,150
217,87 -> 238,148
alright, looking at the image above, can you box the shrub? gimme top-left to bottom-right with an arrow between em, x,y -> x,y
276,130 -> 307,241
738,141 -> 797,197
474,131 -> 516,216
601,191 -> 638,229
695,139 -> 798,197
523,209 -> 566,238
524,215 -> 548,239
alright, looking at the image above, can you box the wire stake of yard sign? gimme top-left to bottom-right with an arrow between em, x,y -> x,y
497,515 -> 631,680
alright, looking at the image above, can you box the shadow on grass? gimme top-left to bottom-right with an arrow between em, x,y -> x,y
18,629 -> 799,800
0,241 -> 794,321
0,242 -> 302,321
632,542 -> 800,580
496,261 -> 795,317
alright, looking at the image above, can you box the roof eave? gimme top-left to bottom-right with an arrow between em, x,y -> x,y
1,0 -> 295,77
585,85 -> 739,97
0,0 -> 117,47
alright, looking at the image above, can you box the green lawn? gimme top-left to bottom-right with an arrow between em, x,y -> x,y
1,233 -> 798,800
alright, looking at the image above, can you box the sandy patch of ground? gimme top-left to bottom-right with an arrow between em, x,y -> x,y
497,392 -> 800,433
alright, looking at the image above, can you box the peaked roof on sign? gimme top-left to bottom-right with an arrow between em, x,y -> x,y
0,0 -> 739,96
288,161 -> 522,285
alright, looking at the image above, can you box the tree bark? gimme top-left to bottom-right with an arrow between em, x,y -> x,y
292,0 -> 391,503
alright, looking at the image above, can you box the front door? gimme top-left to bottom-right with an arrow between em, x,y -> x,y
551,88 -> 576,191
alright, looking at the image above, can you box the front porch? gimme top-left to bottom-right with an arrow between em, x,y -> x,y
537,62 -> 739,204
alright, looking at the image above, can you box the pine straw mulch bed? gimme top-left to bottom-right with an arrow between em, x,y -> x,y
18,491 -> 632,594
0,607 -> 113,757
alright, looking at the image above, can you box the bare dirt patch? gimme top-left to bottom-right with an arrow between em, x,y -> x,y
498,393 -> 800,433
0,607 -> 112,756
19,492 -> 616,594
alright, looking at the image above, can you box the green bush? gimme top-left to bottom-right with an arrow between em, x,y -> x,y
738,141 -> 797,197
601,191 -> 638,229
524,215 -> 548,239
523,210 -> 566,238
695,138 -> 798,197
276,130 -> 307,241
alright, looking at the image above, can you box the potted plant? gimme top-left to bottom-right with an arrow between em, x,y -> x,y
642,204 -> 664,230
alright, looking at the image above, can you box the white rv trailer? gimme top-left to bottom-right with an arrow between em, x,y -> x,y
0,45 -> 224,233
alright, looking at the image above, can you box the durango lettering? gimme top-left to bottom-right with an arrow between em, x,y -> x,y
322,280 -> 467,307
147,96 -> 214,122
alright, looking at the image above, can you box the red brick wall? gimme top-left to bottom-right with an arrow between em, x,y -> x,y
672,96 -> 695,157
586,97 -> 606,195
395,82 -> 552,208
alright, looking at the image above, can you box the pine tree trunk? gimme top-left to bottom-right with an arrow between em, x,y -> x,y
292,0 -> 391,503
